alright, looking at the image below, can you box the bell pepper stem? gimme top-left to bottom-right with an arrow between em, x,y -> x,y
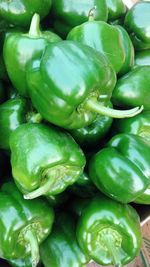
88,6 -> 97,21
29,13 -> 41,37
86,98 -> 143,118
103,235 -> 122,267
24,229 -> 39,267
24,178 -> 55,199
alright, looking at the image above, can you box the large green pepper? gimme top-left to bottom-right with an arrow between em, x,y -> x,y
0,181 -> 54,266
10,123 -> 86,199
3,14 -> 61,97
89,134 -> 150,203
40,212 -> 90,267
26,40 -> 142,130
124,1 -> 150,51
51,0 -> 108,38
0,0 -> 52,27
112,66 -> 150,111
110,112 -> 150,205
0,97 -> 42,150
76,194 -> 142,266
67,19 -> 134,75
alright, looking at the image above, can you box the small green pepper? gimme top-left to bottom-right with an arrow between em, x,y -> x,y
0,0 -> 52,27
0,97 -> 42,150
40,212 -> 90,267
26,40 -> 142,130
3,14 -> 61,97
89,134 -> 150,203
124,1 -> 150,51
77,194 -> 142,266
112,66 -> 150,111
10,123 -> 86,199
51,0 -> 108,37
0,181 -> 54,266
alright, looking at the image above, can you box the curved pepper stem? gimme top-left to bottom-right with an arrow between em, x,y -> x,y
88,6 -> 97,22
24,229 -> 40,267
24,178 -> 55,199
103,235 -> 122,267
28,13 -> 41,37
86,98 -> 143,118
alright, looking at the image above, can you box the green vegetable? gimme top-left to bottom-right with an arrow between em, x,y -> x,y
77,194 -> 142,266
106,0 -> 127,21
0,181 -> 54,266
124,1 -> 150,51
10,123 -> 86,199
51,0 -> 108,37
89,134 -> 150,203
8,256 -> 34,267
0,0 -> 52,27
135,50 -> 150,66
26,40 -> 142,130
67,19 -> 134,75
0,97 -> 42,150
112,66 -> 150,110
3,13 -> 61,97
40,212 -> 90,267
70,112 -> 112,149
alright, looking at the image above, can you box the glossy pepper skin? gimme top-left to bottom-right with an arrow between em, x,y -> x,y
3,14 -> 61,97
69,113 -> 112,149
51,0 -> 108,38
111,112 -> 150,205
26,40 -> 142,130
0,97 -> 42,150
10,123 -> 86,199
124,1 -> 150,51
40,212 -> 90,267
106,0 -> 127,21
0,0 -> 52,27
112,66 -> 150,111
8,257 -> 36,267
135,50 -> 150,66
67,21 -> 134,75
0,181 -> 54,266
77,195 -> 142,266
0,97 -> 27,150
89,134 -> 150,203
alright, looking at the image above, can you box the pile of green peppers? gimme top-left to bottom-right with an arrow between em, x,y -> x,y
0,0 -> 150,267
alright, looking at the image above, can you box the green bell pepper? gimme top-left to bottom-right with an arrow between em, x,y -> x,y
89,133 -> 150,203
10,123 -> 86,199
40,212 -> 90,267
0,0 -> 52,27
0,181 -> 54,266
124,1 -> 150,51
67,19 -> 134,75
77,194 -> 142,266
112,66 -> 150,111
8,257 -> 35,267
106,0 -> 127,21
135,50 -> 150,66
69,112 -> 112,150
0,97 -> 42,150
51,0 -> 108,38
3,13 -> 61,97
26,40 -> 142,130
110,112 -> 150,205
